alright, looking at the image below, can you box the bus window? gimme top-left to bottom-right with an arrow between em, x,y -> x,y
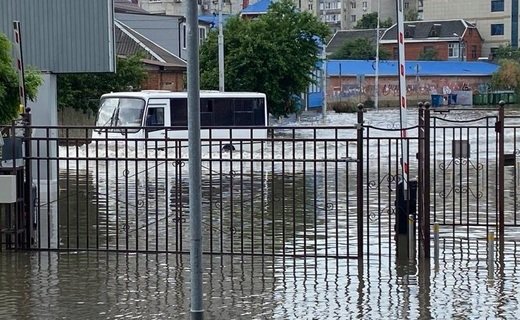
171,98 -> 188,127
200,98 -> 213,127
253,98 -> 266,125
213,99 -> 234,126
233,99 -> 254,125
146,107 -> 165,129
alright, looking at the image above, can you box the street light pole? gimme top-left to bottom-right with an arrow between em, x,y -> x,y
218,0 -> 225,92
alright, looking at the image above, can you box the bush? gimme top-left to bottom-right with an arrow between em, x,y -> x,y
330,101 -> 359,113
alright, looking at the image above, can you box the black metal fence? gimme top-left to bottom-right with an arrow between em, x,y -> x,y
2,103 -> 520,262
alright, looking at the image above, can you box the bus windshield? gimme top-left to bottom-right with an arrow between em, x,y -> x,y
96,97 -> 145,132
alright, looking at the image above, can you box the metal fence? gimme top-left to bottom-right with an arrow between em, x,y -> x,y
2,103 -> 519,262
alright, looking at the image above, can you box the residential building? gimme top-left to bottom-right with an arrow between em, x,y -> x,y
138,0 -> 251,16
380,19 -> 484,61
422,0 -> 518,58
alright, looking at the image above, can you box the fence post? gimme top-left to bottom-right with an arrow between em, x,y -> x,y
423,102 -> 431,258
417,102 -> 424,258
357,103 -> 364,262
498,100 -> 505,247
23,109 -> 33,248
488,231 -> 495,279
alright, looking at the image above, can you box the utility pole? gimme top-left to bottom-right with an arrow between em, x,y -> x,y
218,0 -> 225,91
187,1 -> 203,319
375,0 -> 380,111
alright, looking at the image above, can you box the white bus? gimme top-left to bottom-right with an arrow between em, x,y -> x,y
92,90 -> 269,153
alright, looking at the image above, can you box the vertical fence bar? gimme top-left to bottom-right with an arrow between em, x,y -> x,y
357,104 -> 364,261
408,214 -> 414,260
498,101 -> 505,247
433,222 -> 439,268
424,103 -> 431,258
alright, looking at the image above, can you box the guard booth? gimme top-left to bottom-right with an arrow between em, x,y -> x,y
0,136 -> 28,249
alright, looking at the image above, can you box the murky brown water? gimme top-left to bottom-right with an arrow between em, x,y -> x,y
3,109 -> 520,319
1,243 -> 520,319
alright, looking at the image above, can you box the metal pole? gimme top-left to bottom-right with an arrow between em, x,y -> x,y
396,0 -> 409,196
322,45 -> 327,122
374,0 -> 380,111
488,231 -> 495,279
408,214 -> 414,260
187,1 -> 203,319
498,100 -> 505,247
357,104 -> 364,262
218,0 -> 225,92
433,222 -> 439,268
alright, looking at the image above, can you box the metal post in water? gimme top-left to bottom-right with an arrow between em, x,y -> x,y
187,1 -> 203,319
488,231 -> 495,279
433,222 -> 439,268
356,104 -> 364,262
408,214 -> 414,260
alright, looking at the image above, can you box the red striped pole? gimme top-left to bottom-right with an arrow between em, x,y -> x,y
13,21 -> 26,114
396,0 -> 408,194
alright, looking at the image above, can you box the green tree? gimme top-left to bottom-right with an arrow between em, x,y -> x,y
0,33 -> 42,124
199,0 -> 329,117
405,9 -> 419,21
57,54 -> 147,112
494,45 -> 520,61
354,12 -> 393,29
491,59 -> 520,92
417,48 -> 439,61
328,38 -> 390,60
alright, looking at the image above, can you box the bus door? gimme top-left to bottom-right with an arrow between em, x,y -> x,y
145,98 -> 170,148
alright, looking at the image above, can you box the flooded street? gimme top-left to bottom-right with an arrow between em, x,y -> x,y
2,108 -> 520,319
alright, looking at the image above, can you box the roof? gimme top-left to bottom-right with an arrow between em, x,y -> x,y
327,60 -> 498,77
116,13 -> 183,55
115,20 -> 186,68
327,29 -> 385,55
241,0 -> 272,15
381,19 -> 477,43
114,0 -> 149,14
198,14 -> 231,26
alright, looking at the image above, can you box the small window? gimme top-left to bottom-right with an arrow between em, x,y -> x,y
182,24 -> 187,49
471,45 -> 477,59
351,1 -> 356,9
404,1 -> 409,9
491,23 -> 504,35
448,43 -> 459,58
362,1 -> 367,8
351,15 -> 356,22
146,107 -> 165,127
428,24 -> 442,37
199,27 -> 207,45
170,98 -> 188,127
491,0 -> 504,12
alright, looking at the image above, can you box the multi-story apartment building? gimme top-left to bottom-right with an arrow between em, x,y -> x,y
139,0 -> 249,16
422,0 -> 518,58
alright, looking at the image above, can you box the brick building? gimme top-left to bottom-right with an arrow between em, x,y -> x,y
380,19 -> 484,61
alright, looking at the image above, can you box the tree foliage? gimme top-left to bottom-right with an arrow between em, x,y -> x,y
199,0 -> 330,117
494,45 -> 520,61
329,38 -> 390,60
491,59 -> 520,92
354,12 -> 393,29
57,54 -> 147,112
417,48 -> 439,61
0,33 -> 42,125
405,9 -> 419,21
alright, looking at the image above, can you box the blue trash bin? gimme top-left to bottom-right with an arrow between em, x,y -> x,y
431,94 -> 443,108
448,94 -> 457,105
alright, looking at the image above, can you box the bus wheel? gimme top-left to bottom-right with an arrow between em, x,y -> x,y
222,144 -> 235,152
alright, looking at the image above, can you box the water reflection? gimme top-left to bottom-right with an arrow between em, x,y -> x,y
3,244 -> 520,319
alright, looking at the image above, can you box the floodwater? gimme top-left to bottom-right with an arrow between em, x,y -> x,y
2,108 -> 520,319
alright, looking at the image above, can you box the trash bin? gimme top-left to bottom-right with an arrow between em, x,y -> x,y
473,94 -> 481,105
447,94 -> 457,105
431,94 -> 443,108
481,93 -> 489,105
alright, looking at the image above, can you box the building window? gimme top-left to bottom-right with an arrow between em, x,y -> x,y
448,43 -> 460,58
491,23 -> 504,35
182,24 -> 186,49
308,3 -> 313,10
199,27 -> 207,45
471,45 -> 477,59
404,1 -> 409,9
491,47 -> 499,59
491,0 -> 505,12
351,15 -> 356,22
362,1 -> 367,9
351,1 -> 356,9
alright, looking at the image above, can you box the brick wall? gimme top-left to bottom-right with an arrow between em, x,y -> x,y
327,75 -> 492,106
142,70 -> 185,91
